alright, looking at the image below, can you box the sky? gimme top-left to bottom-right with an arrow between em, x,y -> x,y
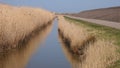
0,0 -> 120,13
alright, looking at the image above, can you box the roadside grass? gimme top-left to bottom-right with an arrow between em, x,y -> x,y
64,16 -> 120,68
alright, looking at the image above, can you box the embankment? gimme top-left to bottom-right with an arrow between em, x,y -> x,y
58,15 -> 119,68
0,4 -> 55,51
69,6 -> 120,22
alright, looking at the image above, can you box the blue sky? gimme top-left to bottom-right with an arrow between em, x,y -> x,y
0,0 -> 120,13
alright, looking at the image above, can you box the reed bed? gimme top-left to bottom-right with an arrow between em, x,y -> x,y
0,4 -> 55,51
58,16 -> 95,54
58,15 -> 119,68
0,22 -> 53,68
82,40 -> 118,68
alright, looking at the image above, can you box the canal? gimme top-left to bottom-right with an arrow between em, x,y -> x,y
26,19 -> 71,68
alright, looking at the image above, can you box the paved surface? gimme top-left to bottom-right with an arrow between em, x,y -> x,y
65,15 -> 120,30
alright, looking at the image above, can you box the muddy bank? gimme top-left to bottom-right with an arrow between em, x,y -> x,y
0,4 -> 55,51
0,21 -> 53,68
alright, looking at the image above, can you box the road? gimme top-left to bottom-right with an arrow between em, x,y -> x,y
65,15 -> 120,30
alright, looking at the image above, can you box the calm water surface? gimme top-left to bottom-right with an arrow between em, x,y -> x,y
0,19 -> 72,68
26,19 -> 71,68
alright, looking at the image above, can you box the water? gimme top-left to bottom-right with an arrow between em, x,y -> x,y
0,17 -> 115,68
26,19 -> 71,68
0,19 -> 71,68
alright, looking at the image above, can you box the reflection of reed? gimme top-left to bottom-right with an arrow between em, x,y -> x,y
58,32 -> 82,68
0,22 -> 53,68
58,15 -> 119,68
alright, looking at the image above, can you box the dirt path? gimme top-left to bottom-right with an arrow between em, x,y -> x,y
65,15 -> 120,30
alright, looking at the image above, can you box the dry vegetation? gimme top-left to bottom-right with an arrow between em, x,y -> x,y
0,4 -> 55,51
58,16 -> 96,54
58,34 -> 81,68
58,15 -> 119,68
0,22 -> 53,68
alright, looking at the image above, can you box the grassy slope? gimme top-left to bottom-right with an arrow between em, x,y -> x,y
70,6 -> 120,22
64,16 -> 120,68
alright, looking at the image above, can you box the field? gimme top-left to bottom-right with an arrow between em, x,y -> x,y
58,15 -> 120,68
68,6 -> 120,22
0,4 -> 55,52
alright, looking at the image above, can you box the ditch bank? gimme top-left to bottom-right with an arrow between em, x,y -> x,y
0,4 -> 55,52
58,15 -> 119,68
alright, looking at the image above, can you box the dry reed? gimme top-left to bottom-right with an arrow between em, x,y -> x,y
82,40 -> 118,68
58,15 -> 119,68
0,4 -> 55,51
58,16 -> 95,53
0,22 -> 53,68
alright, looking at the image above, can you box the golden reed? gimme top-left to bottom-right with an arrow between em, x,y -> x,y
0,4 -> 55,51
58,15 -> 119,68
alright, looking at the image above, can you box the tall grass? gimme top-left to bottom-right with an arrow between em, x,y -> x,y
0,22 -> 53,68
58,15 -> 119,68
82,40 -> 118,68
0,4 -> 55,51
58,16 -> 95,53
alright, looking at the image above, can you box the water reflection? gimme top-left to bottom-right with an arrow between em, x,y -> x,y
26,19 -> 71,68
58,31 -> 82,68
0,22 -> 53,68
